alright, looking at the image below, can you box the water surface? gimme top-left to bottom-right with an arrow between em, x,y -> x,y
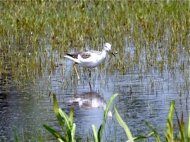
0,41 -> 189,141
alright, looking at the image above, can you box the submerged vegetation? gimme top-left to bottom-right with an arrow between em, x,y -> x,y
0,1 -> 190,82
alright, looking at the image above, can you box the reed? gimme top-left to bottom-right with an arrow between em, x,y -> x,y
0,1 -> 189,83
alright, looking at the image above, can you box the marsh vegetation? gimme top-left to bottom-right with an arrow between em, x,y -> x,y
0,1 -> 189,141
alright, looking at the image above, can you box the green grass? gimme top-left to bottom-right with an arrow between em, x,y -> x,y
0,1 -> 190,83
1,1 -> 190,49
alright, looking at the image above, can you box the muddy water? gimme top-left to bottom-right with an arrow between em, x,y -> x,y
0,43 -> 189,141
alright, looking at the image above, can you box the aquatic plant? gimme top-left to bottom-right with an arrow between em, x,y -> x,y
165,101 -> 175,142
43,93 -> 76,142
44,93 -> 190,142
113,100 -> 190,142
146,101 -> 190,142
92,93 -> 118,142
114,107 -> 154,142
114,107 -> 135,142
43,93 -> 118,142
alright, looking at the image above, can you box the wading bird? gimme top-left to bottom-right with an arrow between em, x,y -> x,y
64,43 -> 115,79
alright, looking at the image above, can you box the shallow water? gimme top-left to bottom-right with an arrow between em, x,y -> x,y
0,41 -> 189,141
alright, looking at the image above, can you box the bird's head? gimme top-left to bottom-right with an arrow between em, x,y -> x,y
103,42 -> 115,56
103,43 -> 112,52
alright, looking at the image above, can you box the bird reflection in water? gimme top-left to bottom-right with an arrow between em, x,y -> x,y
68,82 -> 112,117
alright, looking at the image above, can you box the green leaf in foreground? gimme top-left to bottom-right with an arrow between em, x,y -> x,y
69,107 -> 74,125
71,123 -> 76,142
114,107 -> 134,142
58,108 -> 71,130
188,115 -> 190,141
97,93 -> 118,142
44,93 -> 76,142
53,93 -> 65,130
43,124 -> 65,142
145,121 -> 161,142
165,100 -> 175,142
175,111 -> 185,142
92,124 -> 98,142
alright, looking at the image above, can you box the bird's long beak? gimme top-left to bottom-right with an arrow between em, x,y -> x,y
110,51 -> 116,57
108,51 -> 116,63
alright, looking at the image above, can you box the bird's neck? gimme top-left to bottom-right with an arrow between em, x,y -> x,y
101,49 -> 107,58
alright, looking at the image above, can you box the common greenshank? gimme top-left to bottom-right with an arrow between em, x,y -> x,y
64,43 -> 115,79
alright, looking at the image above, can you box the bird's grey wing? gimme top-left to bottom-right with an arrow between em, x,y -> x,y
80,52 -> 91,59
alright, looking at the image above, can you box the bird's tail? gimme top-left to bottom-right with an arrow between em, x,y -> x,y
64,54 -> 80,63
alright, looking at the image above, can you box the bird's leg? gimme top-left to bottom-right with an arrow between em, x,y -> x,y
89,82 -> 92,91
73,63 -> 80,80
87,68 -> 91,78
